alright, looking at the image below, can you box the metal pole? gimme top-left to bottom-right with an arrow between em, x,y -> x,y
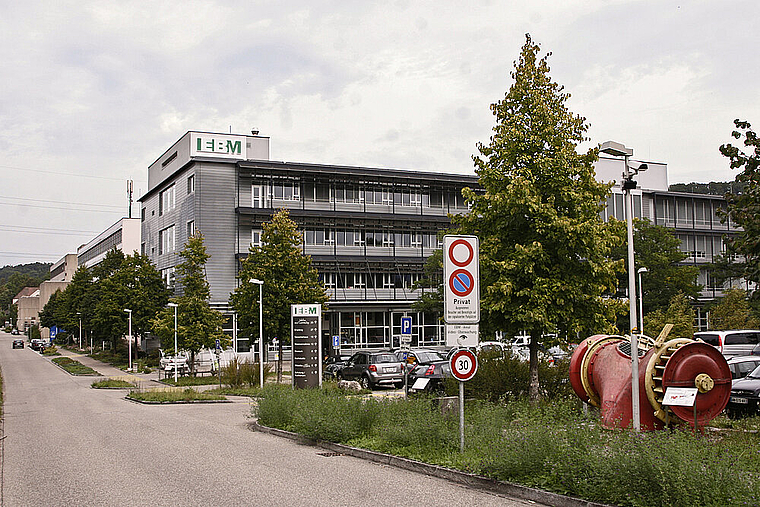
174,305 -> 178,383
624,155 -> 640,432
459,381 -> 465,452
638,269 -> 645,335
233,312 -> 237,354
259,282 -> 264,388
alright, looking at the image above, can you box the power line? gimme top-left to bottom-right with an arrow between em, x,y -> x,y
0,227 -> 97,237
0,195 -> 123,210
0,164 -> 146,183
0,224 -> 99,234
0,201 -> 125,214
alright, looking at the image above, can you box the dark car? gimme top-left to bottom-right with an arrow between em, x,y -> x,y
407,360 -> 452,395
12,339 -> 23,349
726,364 -> 760,417
323,354 -> 351,380
395,348 -> 446,373
727,356 -> 760,380
30,339 -> 45,352
337,351 -> 404,389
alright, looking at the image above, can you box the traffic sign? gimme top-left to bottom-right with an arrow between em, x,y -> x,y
332,335 -> 340,348
445,323 -> 479,348
401,317 -> 412,336
450,348 -> 478,381
443,235 -> 480,324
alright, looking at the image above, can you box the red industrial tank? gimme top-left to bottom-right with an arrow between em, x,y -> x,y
569,331 -> 731,430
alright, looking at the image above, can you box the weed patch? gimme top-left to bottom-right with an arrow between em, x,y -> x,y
52,357 -> 98,375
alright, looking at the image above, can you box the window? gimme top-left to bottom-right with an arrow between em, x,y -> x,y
251,229 -> 262,248
252,185 -> 266,208
320,273 -> 337,288
187,220 -> 195,238
161,267 -> 176,289
187,174 -> 195,194
159,184 -> 175,216
272,181 -> 300,201
141,208 -> 146,222
159,225 -> 175,255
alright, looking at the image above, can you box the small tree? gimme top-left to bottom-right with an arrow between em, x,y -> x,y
643,293 -> 695,339
231,210 -> 328,382
152,232 -> 227,374
708,288 -> 759,330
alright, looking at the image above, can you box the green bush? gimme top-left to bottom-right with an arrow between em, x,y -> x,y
51,357 -> 98,375
128,388 -> 225,402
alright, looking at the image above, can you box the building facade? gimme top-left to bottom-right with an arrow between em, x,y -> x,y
77,218 -> 141,269
139,131 -> 477,352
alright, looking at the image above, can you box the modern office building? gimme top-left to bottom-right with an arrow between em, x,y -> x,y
139,131 -> 478,351
49,253 -> 78,282
77,218 -> 141,269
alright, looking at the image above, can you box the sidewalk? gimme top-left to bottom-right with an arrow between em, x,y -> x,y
54,347 -> 162,389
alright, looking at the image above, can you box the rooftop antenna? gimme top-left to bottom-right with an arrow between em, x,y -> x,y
126,179 -> 134,218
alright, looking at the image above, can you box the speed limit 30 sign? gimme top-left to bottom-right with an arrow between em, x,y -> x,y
450,348 -> 478,382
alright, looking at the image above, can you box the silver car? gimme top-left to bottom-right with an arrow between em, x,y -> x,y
337,351 -> 404,389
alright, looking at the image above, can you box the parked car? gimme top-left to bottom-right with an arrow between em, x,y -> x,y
12,339 -> 23,349
394,348 -> 446,373
323,354 -> 351,379
727,355 -> 760,380
337,351 -> 404,389
726,363 -> 760,417
30,339 -> 45,352
694,330 -> 760,358
407,360 -> 452,395
159,350 -> 189,376
11,329 -> 19,335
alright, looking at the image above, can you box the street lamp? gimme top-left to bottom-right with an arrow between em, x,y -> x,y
637,267 -> 649,336
76,312 -> 82,350
123,309 -> 133,372
251,279 -> 264,388
600,140 -> 648,432
168,303 -> 178,383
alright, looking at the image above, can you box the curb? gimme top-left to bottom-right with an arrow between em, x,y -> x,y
125,396 -> 232,405
249,421 -> 613,507
48,358 -> 102,377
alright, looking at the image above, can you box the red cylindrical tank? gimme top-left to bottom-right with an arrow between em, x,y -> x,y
569,334 -> 731,430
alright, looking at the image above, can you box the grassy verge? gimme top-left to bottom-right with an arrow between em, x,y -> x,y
92,379 -> 136,388
255,385 -> 760,507
42,346 -> 61,356
128,388 -> 226,402
52,357 -> 98,375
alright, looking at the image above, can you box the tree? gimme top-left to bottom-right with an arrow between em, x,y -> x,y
60,266 -> 96,347
708,288 -> 759,330
230,210 -> 328,382
411,248 -> 444,315
453,34 -> 622,402
720,120 -> 760,290
152,232 -> 227,375
609,218 -> 701,318
643,293 -> 695,339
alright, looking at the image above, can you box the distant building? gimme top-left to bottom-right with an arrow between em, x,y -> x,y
77,218 -> 141,269
50,253 -> 78,282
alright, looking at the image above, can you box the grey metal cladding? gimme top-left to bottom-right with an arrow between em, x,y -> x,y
195,162 -> 237,302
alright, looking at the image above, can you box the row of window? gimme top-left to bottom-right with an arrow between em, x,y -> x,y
79,229 -> 122,264
156,221 -> 195,255
302,228 -> 441,248
156,174 -> 195,218
656,198 -> 731,228
320,272 -> 422,290
252,183 -> 468,208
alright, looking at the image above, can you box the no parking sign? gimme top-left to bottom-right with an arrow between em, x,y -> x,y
443,235 -> 479,324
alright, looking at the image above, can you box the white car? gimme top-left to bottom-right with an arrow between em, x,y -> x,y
159,350 -> 189,375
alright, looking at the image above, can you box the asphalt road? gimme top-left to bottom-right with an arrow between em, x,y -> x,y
0,332 -> 542,507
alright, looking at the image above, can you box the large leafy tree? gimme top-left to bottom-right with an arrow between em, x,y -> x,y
230,209 -> 328,382
643,293 -> 695,339
59,266 -> 96,347
609,218 -> 701,318
453,34 -> 622,402
720,120 -> 760,290
152,232 -> 227,374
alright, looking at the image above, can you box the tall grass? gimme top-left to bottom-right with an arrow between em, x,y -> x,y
254,387 -> 760,506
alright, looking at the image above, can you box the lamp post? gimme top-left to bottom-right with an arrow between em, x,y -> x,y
168,303 -> 178,383
600,141 -> 647,432
637,267 -> 648,336
251,279 -> 264,388
124,309 -> 132,372
76,312 -> 82,350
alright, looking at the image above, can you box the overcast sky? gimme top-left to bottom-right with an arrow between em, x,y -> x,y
1,1 -> 758,268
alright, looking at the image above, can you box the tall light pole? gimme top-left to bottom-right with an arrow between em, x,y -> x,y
600,141 -> 647,432
168,303 -> 178,383
638,267 -> 648,336
76,312 -> 82,350
251,279 -> 264,388
124,309 -> 132,372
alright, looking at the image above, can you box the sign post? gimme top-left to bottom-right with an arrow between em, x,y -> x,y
400,316 -> 413,393
291,304 -> 322,388
450,348 -> 478,451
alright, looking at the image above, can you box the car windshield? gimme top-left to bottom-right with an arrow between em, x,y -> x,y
373,354 -> 398,363
748,364 -> 760,379
416,351 -> 445,363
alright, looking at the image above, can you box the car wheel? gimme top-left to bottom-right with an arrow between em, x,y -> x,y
394,382 -> 404,389
359,375 -> 372,390
336,372 -> 343,381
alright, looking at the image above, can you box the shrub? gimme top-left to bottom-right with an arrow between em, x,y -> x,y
221,358 -> 272,388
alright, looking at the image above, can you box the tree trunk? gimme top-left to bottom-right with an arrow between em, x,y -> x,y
528,331 -> 541,404
190,350 -> 196,377
277,340 -> 283,383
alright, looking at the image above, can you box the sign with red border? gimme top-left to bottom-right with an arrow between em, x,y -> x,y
443,235 -> 480,323
450,348 -> 478,381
